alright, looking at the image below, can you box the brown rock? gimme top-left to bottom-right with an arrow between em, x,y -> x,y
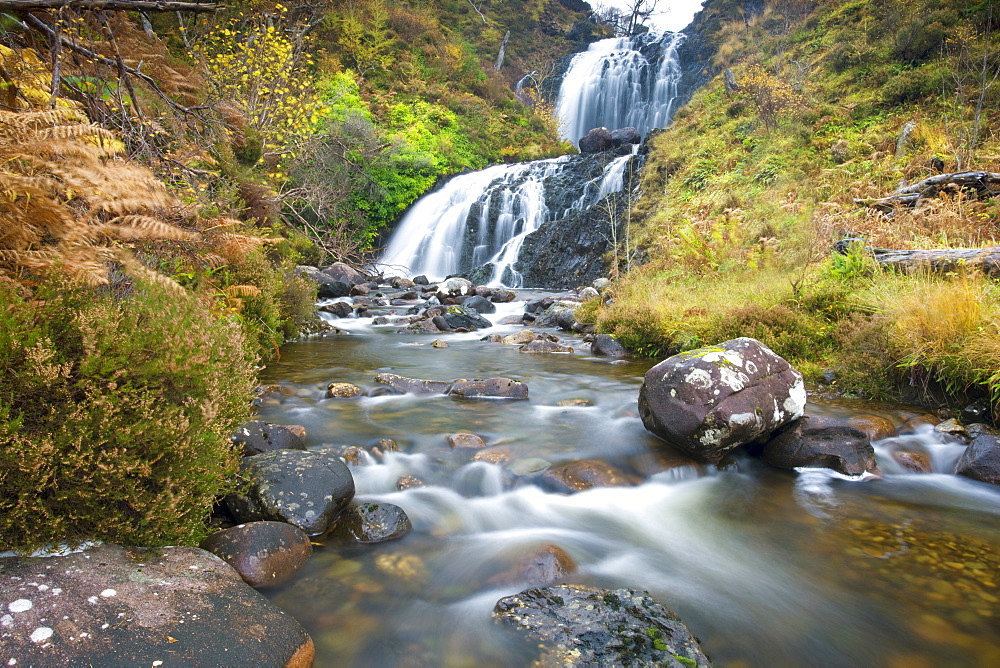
474,446 -> 514,465
629,448 -> 704,478
490,544 -> 577,588
502,330 -> 537,345
326,382 -> 363,398
448,432 -> 488,449
200,521 -> 312,588
285,425 -> 308,439
541,460 -> 639,493
891,450 -> 932,473
396,475 -> 426,490
520,340 -> 574,354
847,414 -> 898,441
0,544 -> 314,667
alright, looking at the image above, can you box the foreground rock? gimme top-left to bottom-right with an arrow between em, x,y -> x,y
231,421 -> 306,457
954,433 -> 1000,484
0,544 -> 314,667
227,449 -> 355,535
199,521 -> 312,588
638,338 -> 806,463
494,585 -> 711,667
762,415 -> 879,476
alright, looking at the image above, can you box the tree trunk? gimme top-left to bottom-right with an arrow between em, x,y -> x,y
872,247 -> 1000,276
0,1 -> 217,12
856,171 -> 1000,211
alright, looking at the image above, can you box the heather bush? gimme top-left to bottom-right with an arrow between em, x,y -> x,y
0,280 -> 256,553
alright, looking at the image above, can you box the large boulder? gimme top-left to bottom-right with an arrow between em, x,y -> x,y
611,126 -> 642,146
762,415 -> 879,476
199,521 -> 312,588
579,127 -> 614,153
231,421 -> 306,457
494,585 -> 712,667
0,544 -> 314,667
437,304 -> 492,331
638,338 -> 806,463
458,294 -> 496,314
955,433 -> 1000,484
322,262 -> 366,285
226,449 -> 355,535
296,266 -> 351,299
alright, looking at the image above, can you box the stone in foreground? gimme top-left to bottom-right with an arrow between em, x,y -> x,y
955,433 -> 1000,484
638,338 -> 806,463
199,521 -> 312,588
0,544 -> 313,667
762,415 -> 879,476
494,584 -> 711,667
227,449 -> 355,535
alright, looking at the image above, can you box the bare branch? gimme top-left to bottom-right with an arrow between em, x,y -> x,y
0,1 -> 217,12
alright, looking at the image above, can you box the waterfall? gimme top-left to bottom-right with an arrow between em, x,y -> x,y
379,150 -> 636,286
379,31 -> 686,288
555,31 -> 684,145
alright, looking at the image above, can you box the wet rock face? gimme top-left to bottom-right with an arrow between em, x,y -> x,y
579,127 -> 614,153
493,585 -> 712,667
638,338 -> 806,463
955,433 -> 1000,484
231,421 -> 306,457
762,415 -> 879,476
0,544 -> 314,667
327,502 -> 413,544
226,450 -> 355,535
199,521 -> 312,588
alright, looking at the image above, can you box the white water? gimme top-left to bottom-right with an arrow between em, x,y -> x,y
555,31 -> 685,145
379,151 -> 635,286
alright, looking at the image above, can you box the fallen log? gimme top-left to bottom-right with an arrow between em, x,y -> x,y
0,1 -> 217,11
871,247 -> 1000,276
855,171 -> 1000,211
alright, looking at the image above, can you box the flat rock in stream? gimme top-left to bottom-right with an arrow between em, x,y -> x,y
762,415 -> 879,476
374,373 -> 454,394
493,585 -> 712,667
449,378 -> 529,400
0,544 -> 314,667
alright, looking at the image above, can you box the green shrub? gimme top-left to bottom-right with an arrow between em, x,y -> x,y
711,303 -> 829,364
0,280 -> 256,553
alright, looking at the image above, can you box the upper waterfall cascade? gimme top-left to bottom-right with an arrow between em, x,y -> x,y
379,31 -> 685,287
555,31 -> 684,145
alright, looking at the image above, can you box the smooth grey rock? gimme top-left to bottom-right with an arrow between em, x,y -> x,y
231,421 -> 306,457
200,521 -> 312,588
450,378 -> 529,400
763,415 -> 879,476
374,373 -> 453,394
638,338 -> 806,463
322,262 -> 366,285
0,544 -> 314,667
592,334 -> 628,358
441,276 -> 474,295
520,340 -> 574,354
610,126 -> 641,146
226,450 -> 355,535
494,585 -> 712,667
955,433 -> 1000,484
459,295 -> 496,314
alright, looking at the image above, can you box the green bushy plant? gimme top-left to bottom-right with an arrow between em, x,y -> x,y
0,280 -> 256,553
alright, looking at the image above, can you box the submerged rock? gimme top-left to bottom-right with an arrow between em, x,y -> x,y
955,433 -> 1000,484
493,585 -> 712,667
226,449 -> 355,535
0,544 -> 314,667
541,460 -> 639,493
762,415 -> 879,476
200,521 -> 312,588
448,432 -> 488,449
231,420 -> 306,457
638,338 -> 806,463
489,544 -> 577,588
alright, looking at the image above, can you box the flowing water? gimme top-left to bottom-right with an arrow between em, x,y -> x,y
258,298 -> 1000,667
555,32 -> 684,144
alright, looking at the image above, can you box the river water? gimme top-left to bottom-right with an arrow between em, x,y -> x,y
256,296 -> 1000,667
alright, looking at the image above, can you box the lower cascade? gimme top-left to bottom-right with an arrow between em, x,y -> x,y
379,148 -> 638,287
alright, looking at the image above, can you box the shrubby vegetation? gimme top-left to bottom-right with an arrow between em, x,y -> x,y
588,0 -> 1000,411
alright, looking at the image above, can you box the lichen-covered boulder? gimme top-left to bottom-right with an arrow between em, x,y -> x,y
762,415 -> 879,476
326,382 -> 362,398
449,377 -> 529,400
955,433 -> 1000,484
226,450 -> 355,535
231,421 -> 306,457
494,585 -> 712,667
638,338 -> 806,463
374,373 -> 454,394
326,502 -> 412,544
438,304 -> 491,331
0,544 -> 314,667
200,521 -> 312,588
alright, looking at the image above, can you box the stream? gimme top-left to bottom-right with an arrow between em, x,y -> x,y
255,294 -> 1000,667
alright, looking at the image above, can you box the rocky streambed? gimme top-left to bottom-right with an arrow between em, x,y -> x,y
4,268 -> 999,667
